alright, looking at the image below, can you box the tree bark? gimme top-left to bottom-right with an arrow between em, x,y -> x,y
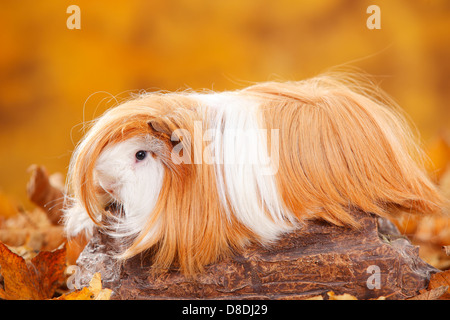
73,211 -> 439,300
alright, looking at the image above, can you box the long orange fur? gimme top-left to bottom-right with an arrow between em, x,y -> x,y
66,73 -> 446,275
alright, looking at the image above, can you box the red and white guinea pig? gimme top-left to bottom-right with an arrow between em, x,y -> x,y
64,73 -> 444,275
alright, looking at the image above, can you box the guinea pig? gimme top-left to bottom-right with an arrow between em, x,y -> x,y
64,73 -> 445,275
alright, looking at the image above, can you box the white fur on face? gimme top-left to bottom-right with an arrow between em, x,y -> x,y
94,135 -> 165,240
194,92 -> 294,242
69,93 -> 294,246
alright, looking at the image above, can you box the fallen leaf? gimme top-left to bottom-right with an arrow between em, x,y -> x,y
55,287 -> 94,300
407,286 -> 449,300
327,291 -> 358,300
414,216 -> 450,246
26,165 -> 65,225
88,272 -> 112,300
0,242 -> 66,300
0,208 -> 65,252
306,295 -> 324,300
427,270 -> 450,299
6,244 -> 39,260
416,241 -> 450,270
0,223 -> 65,252
56,272 -> 112,300
428,270 -> 450,289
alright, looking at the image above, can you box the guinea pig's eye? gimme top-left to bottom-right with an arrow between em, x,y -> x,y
135,150 -> 147,161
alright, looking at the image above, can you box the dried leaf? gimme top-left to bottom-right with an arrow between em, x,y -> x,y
408,286 -> 449,300
0,206 -> 65,252
94,287 -> 112,300
427,270 -> 450,299
0,223 -> 65,252
428,270 -> 450,289
414,216 -> 450,246
6,244 -> 39,260
55,287 -> 94,300
0,243 -> 41,300
306,295 -> 324,300
56,273 -> 112,300
90,273 -> 112,300
414,241 -> 450,270
0,242 -> 66,300
26,165 -> 65,225
327,291 -> 358,300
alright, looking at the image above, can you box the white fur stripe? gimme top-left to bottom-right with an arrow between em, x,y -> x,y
194,92 -> 294,242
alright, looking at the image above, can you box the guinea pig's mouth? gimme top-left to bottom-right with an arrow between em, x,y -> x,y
95,171 -> 120,198
104,188 -> 115,197
100,183 -> 118,196
105,201 -> 124,217
98,182 -> 123,203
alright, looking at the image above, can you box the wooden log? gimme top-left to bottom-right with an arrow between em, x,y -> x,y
73,211 -> 439,300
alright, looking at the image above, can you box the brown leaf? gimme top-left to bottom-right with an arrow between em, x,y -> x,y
414,216 -> 450,247
413,240 -> 450,270
56,273 -> 112,300
0,226 -> 65,252
0,242 -> 66,300
88,273 -> 112,300
55,287 -> 94,300
26,165 -> 65,225
408,286 -> 449,300
327,291 -> 358,300
426,270 -> 450,299
0,206 -> 65,252
428,270 -> 450,290
305,295 -> 324,300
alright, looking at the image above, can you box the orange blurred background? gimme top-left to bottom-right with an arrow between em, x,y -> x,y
0,0 -> 449,209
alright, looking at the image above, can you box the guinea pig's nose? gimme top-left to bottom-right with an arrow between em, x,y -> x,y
94,169 -> 119,196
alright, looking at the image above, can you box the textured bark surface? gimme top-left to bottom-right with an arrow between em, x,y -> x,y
74,212 -> 439,300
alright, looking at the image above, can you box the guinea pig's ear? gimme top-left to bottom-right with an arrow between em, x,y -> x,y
148,118 -> 180,148
148,114 -> 196,160
148,118 -> 172,136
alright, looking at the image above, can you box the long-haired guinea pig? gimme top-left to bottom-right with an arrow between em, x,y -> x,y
64,73 -> 445,275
